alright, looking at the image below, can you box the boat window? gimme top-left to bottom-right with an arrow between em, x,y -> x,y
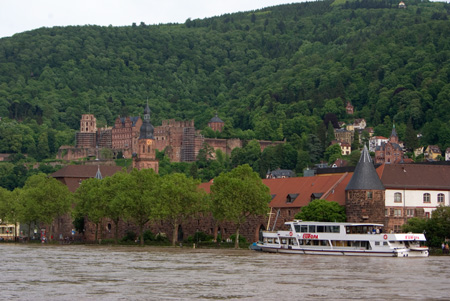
361,241 -> 371,250
300,225 -> 308,233
308,225 -> 316,233
375,241 -> 380,246
294,225 -> 300,232
325,226 -> 340,233
383,242 -> 388,246
317,226 -> 324,232
281,238 -> 287,244
331,240 -> 345,247
320,240 -> 328,246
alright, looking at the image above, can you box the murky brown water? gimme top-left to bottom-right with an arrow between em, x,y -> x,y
1,244 -> 449,300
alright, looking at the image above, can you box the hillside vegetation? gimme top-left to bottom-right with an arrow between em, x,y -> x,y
0,0 -> 450,166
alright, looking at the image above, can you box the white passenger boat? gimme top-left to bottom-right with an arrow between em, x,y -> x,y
257,220 -> 429,257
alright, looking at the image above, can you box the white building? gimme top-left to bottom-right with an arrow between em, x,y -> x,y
369,136 -> 388,153
378,163 -> 450,232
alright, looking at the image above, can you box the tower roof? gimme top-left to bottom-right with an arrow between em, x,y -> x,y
391,124 -> 398,138
139,102 -> 154,139
345,145 -> 385,190
94,165 -> 103,180
209,114 -> 224,123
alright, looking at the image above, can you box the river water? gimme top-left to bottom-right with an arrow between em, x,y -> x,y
1,244 -> 449,300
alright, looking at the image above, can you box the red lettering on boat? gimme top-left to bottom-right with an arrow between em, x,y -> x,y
303,233 -> 319,239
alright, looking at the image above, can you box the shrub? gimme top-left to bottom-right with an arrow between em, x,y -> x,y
122,230 -> 137,242
155,232 -> 168,242
143,230 -> 155,242
187,231 -> 213,243
229,234 -> 247,243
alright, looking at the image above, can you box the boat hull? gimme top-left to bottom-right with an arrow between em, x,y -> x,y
258,245 -> 400,257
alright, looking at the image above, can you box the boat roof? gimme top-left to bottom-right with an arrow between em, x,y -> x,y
286,220 -> 384,227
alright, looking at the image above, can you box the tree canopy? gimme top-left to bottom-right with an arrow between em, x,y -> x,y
294,199 -> 346,222
211,164 -> 271,248
0,0 -> 450,166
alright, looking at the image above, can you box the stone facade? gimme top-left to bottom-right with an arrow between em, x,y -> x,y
111,116 -> 142,158
334,128 -> 353,145
59,112 -> 284,163
345,190 -> 385,224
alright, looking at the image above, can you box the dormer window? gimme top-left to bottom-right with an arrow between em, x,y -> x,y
286,193 -> 299,204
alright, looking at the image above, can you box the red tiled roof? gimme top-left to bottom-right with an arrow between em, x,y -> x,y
198,174 -> 353,209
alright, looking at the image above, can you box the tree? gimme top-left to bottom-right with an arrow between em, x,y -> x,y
101,171 -> 128,243
294,199 -> 346,222
158,173 -> 208,246
404,118 -> 419,151
211,164 -> 271,248
326,121 -> 335,146
324,144 -> 342,164
307,134 -> 324,163
351,130 -> 360,150
119,169 -> 160,246
349,150 -> 361,166
74,177 -> 105,242
402,217 -> 427,234
22,173 -> 72,241
0,189 -> 22,239
0,187 -> 12,222
428,205 -> 450,247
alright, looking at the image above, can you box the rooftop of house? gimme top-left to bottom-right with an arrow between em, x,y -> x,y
377,163 -> 450,190
51,165 -> 124,192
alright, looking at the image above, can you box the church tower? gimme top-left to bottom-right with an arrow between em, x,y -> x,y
133,102 -> 159,173
345,145 -> 385,224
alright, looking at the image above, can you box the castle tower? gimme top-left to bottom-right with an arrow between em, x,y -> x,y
208,113 -> 224,132
76,114 -> 97,148
389,124 -> 399,144
345,145 -> 385,224
133,102 -> 159,173
80,114 -> 97,133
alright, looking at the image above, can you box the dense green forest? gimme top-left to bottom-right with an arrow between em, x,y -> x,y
1,0 -> 450,182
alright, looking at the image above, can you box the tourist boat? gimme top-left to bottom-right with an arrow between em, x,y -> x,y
256,220 -> 429,257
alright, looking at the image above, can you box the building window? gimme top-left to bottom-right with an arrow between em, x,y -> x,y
406,209 -> 414,217
367,191 -> 373,199
423,193 -> 431,203
394,192 -> 402,203
437,193 -> 445,204
394,209 -> 402,217
385,209 -> 389,216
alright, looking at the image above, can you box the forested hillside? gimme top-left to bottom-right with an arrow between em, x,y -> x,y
1,0 -> 450,164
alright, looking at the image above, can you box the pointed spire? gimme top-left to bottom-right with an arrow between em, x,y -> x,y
345,145 -> 384,191
143,99 -> 151,122
95,166 -> 103,180
139,100 -> 154,139
391,124 -> 398,137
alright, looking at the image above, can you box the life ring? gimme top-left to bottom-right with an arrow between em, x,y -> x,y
383,234 -> 388,240
289,232 -> 293,237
